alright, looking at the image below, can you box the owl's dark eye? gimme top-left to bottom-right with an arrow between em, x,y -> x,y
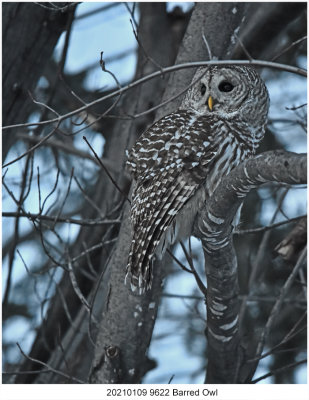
200,84 -> 206,96
218,81 -> 234,92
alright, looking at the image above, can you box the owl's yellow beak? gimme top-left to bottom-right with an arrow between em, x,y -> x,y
207,95 -> 213,111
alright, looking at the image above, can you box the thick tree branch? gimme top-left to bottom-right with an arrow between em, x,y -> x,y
196,151 -> 306,383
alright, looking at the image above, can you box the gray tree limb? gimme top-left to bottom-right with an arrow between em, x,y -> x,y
195,151 -> 306,383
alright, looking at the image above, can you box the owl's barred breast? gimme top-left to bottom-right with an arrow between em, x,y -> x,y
126,66 -> 269,293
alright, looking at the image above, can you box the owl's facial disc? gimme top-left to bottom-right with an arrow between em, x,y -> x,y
188,71 -> 245,115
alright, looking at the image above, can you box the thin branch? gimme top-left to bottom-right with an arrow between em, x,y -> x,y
28,90 -> 60,117
127,15 -> 163,71
162,292 -> 306,305
58,4 -> 76,75
3,123 -> 60,168
3,369 -> 52,376
34,2 -> 78,12
100,51 -> 122,90
2,154 -> 33,309
179,241 -> 207,296
83,136 -> 130,203
234,33 -> 253,61
16,342 -> 85,384
3,60 -> 306,132
41,169 -> 60,213
163,292 -> 204,300
234,214 -> 306,235
166,248 -> 192,273
271,35 -> 307,62
251,359 -> 306,384
249,313 -> 306,362
2,211 -> 120,226
71,238 -> 117,264
239,188 -> 290,327
254,245 -> 307,361
82,240 -> 98,278
201,28 -> 213,60
50,168 -> 74,230
285,103 -> 307,111
74,176 -> 106,218
67,258 -> 94,317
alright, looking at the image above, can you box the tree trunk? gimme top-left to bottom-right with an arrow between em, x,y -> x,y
2,2 -> 73,159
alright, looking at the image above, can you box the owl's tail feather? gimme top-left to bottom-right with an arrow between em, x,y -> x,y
125,248 -> 153,295
126,179 -> 196,294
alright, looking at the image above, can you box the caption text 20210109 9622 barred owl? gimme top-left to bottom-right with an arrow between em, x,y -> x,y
125,66 -> 269,294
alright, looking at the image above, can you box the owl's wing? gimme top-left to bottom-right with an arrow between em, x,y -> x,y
126,110 -> 196,183
126,113 -> 218,292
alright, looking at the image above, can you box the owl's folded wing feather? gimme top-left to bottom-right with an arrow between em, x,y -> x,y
126,114 -> 218,292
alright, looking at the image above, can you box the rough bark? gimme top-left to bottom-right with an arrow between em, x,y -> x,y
88,2 -> 188,383
2,2 -> 73,159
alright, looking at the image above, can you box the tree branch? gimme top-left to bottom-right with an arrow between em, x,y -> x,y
2,59 -> 306,133
196,151 -> 306,383
2,211 -> 120,227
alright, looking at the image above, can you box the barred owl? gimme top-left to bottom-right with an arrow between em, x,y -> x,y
126,65 -> 269,293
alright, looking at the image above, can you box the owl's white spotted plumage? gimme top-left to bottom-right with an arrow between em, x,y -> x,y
126,66 -> 269,293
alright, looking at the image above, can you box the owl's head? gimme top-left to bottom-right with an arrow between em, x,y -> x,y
182,65 -> 269,126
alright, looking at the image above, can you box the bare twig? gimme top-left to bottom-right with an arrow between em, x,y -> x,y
285,103 -> 307,111
28,90 -> 60,117
67,258 -> 96,321
3,60 -> 306,133
234,33 -> 253,61
33,2 -> 78,12
49,168 -> 74,230
179,241 -> 207,296
249,311 -> 307,362
2,154 -> 33,309
71,238 -> 117,264
3,369 -> 52,376
2,211 -> 120,227
254,246 -> 307,361
124,2 -> 163,71
162,292 -> 306,305
239,188 -> 291,328
16,342 -> 85,383
251,359 -> 306,384
3,123 -> 60,168
271,35 -> 307,62
234,214 -> 306,235
83,136 -> 130,203
73,176 -> 106,218
202,28 -> 213,60
41,169 -> 60,213
166,248 -> 192,273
